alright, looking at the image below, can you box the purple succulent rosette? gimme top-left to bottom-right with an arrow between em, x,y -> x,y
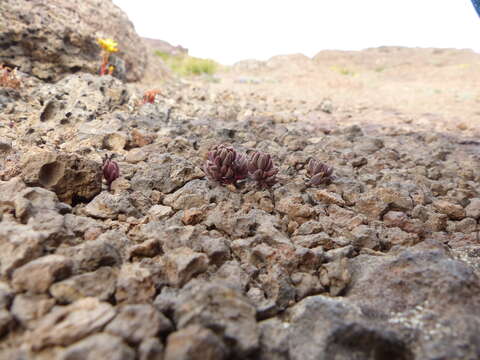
103,154 -> 120,190
204,144 -> 248,185
307,158 -> 333,186
247,151 -> 278,188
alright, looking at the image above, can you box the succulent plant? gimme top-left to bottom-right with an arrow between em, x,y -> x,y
307,158 -> 333,186
204,144 -> 248,185
102,154 -> 120,190
247,151 -> 278,188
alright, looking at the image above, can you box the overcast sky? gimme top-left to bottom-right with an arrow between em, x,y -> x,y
113,0 -> 480,64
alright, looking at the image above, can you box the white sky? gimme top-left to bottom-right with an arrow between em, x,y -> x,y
113,0 -> 480,65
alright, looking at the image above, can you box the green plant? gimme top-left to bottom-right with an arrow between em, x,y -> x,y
330,66 -> 356,76
154,51 -> 218,76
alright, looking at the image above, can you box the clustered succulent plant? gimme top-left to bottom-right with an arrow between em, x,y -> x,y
204,144 -> 279,188
306,158 -> 334,186
204,144 -> 334,189
204,144 -> 248,185
102,154 -> 120,190
247,151 -> 279,188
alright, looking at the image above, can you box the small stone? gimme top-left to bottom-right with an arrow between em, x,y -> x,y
50,267 -> 117,304
115,263 -> 156,304
320,258 -> 350,296
175,281 -> 259,357
139,337 -> 165,360
106,304 -> 172,344
164,247 -> 209,287
56,238 -> 122,274
58,333 -> 135,360
433,200 -> 466,220
126,148 -> 147,164
0,282 -> 14,309
312,189 -> 346,206
84,191 -> 140,219
465,198 -> 480,219
148,205 -> 174,221
164,325 -> 228,360
30,298 -> 116,350
0,309 -> 13,337
350,225 -> 380,250
12,255 -> 73,293
11,294 -> 55,328
182,208 -> 205,225
383,211 -> 408,228
131,129 -> 155,147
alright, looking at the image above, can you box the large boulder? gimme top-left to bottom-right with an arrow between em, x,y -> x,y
0,0 -> 147,82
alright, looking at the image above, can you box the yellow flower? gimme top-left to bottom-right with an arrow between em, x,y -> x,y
97,38 -> 119,53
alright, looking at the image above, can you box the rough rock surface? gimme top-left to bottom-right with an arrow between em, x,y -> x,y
1,11 -> 480,359
0,0 -> 147,82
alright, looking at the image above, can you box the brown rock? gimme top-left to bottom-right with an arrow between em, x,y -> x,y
12,254 -> 73,293
11,294 -> 56,328
164,247 -> 209,287
50,267 -> 117,303
433,200 -> 466,220
20,149 -> 101,204
30,297 -> 116,350
115,263 -> 156,304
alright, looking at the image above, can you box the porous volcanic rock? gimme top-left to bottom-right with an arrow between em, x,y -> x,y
0,0 -> 147,82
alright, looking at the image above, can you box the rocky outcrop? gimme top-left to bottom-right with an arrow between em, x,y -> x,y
0,0 -> 147,82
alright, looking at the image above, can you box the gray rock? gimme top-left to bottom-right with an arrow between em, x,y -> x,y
287,295 -> 411,360
0,0 -> 146,82
50,267 -> 117,303
12,254 -> 73,293
58,333 -> 135,360
0,220 -> 45,277
154,287 -> 181,317
131,154 -> 204,194
56,237 -> 122,274
258,318 -> 290,360
84,191 -> 140,219
174,281 -> 259,357
105,304 -> 172,344
30,298 -> 116,350
164,325 -> 228,360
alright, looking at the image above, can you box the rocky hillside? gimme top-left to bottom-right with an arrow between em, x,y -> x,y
1,1 -> 480,360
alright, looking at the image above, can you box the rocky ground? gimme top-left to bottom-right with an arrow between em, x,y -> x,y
1,1 -> 480,360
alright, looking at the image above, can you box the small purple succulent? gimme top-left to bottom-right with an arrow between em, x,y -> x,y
103,154 -> 120,190
204,144 -> 248,185
307,158 -> 333,186
247,151 -> 278,188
